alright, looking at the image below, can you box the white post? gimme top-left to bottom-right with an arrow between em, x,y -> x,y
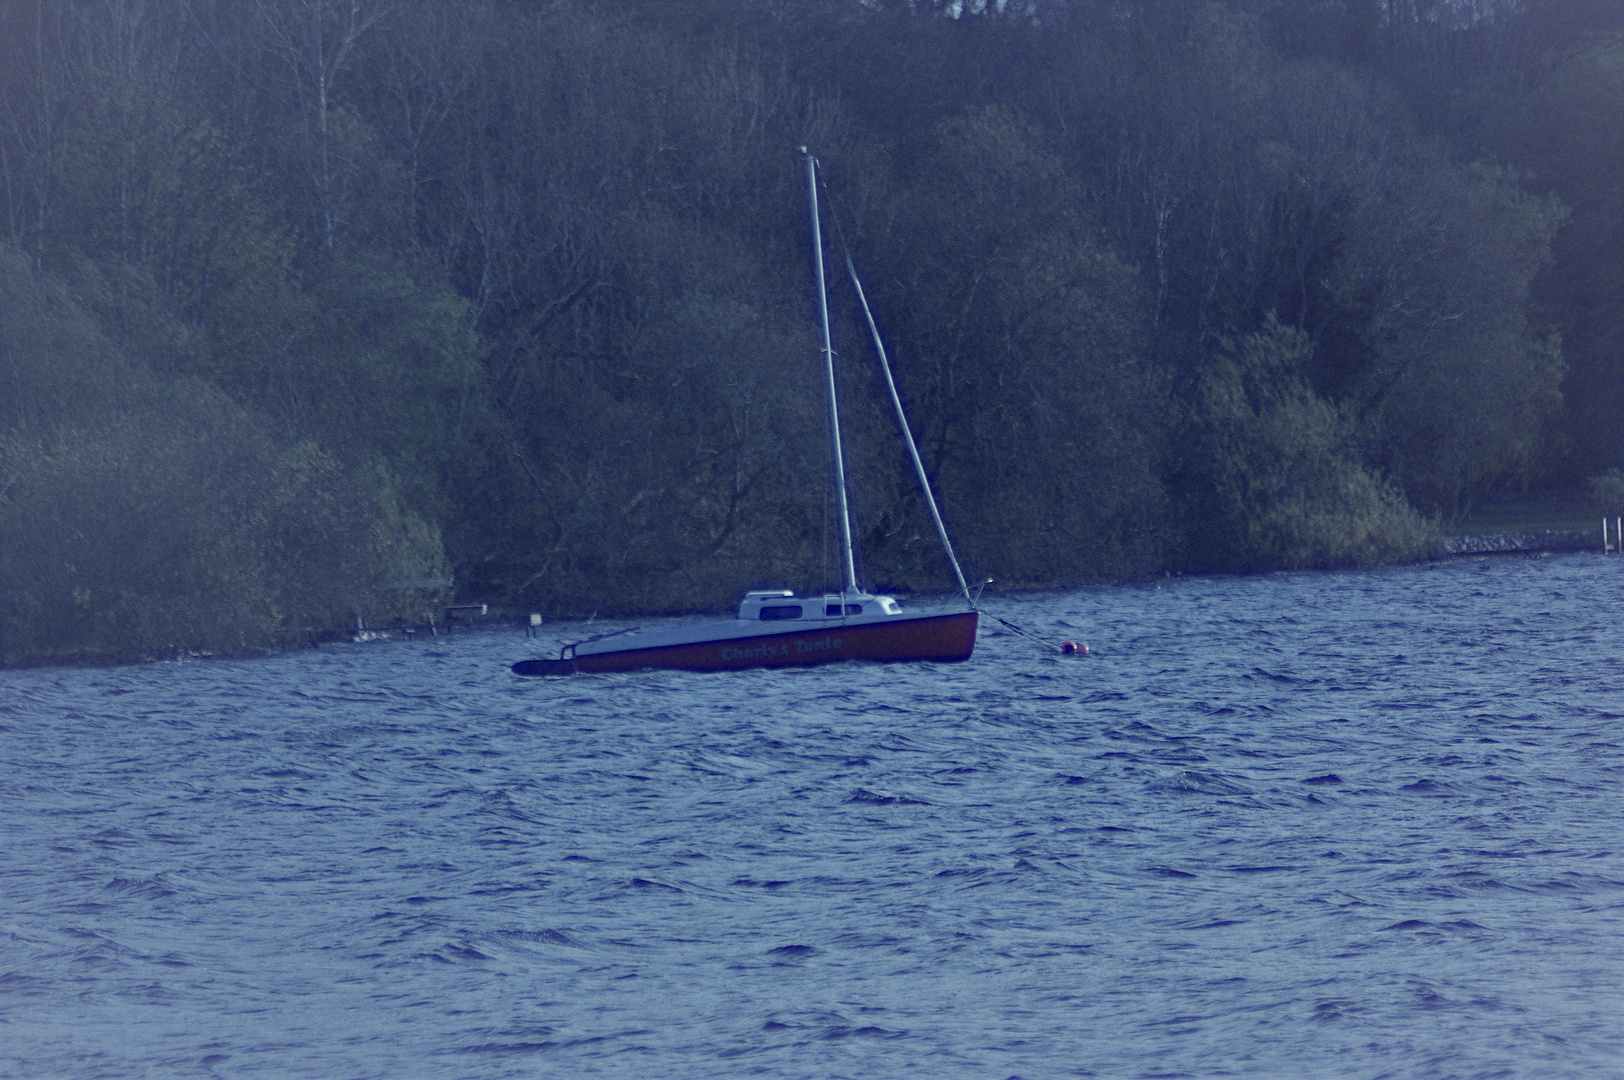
1606,518 -> 1612,554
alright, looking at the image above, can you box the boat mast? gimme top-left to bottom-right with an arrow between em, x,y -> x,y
804,149 -> 858,596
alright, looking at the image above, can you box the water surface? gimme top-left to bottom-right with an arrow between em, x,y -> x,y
3,554 -> 1622,1077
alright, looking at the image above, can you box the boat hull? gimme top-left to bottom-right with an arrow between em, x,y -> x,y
514,610 -> 977,676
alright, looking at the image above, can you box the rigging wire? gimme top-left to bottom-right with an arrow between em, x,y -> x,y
815,167 -> 974,608
812,163 -> 1086,657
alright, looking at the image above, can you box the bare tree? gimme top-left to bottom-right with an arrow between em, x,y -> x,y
252,0 -> 389,253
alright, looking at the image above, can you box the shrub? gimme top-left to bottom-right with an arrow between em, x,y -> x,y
0,247 -> 447,666
1178,319 -> 1432,572
1586,468 -> 1624,516
0,401 -> 446,665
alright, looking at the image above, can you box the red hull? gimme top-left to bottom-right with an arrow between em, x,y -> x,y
569,610 -> 977,674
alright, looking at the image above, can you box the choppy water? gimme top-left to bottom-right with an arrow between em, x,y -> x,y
3,554 -> 1622,1079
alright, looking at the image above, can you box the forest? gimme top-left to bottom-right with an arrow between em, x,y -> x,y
1,0 -> 1619,664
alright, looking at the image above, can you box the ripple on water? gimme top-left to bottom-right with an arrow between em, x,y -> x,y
2,554 -> 1623,1077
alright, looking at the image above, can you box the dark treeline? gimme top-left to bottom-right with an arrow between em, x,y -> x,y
1,0 -> 1618,664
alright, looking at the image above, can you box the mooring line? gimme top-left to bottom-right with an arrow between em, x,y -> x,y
986,614 -> 1090,656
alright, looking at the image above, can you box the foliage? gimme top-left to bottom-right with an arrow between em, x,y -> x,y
858,107 -> 1167,587
1586,469 -> 1624,516
0,246 -> 445,665
1178,319 -> 1431,572
1,0 -> 1612,663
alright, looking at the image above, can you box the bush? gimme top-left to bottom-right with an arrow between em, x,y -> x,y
1178,319 -> 1432,572
0,401 -> 447,666
0,247 -> 448,666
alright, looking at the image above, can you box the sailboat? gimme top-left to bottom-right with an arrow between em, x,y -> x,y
512,151 -> 978,676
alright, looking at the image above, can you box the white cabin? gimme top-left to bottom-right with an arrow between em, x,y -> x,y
736,589 -> 903,623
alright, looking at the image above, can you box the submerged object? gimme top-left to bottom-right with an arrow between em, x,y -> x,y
513,151 -> 979,677
512,591 -> 977,676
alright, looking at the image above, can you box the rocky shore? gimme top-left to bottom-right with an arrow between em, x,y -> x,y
1439,529 -> 1602,556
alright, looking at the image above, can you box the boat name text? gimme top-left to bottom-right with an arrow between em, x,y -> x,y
722,636 -> 842,662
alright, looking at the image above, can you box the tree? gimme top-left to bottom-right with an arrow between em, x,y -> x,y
0,243 -> 446,665
252,0 -> 389,255
863,106 -> 1167,584
1176,317 -> 1429,571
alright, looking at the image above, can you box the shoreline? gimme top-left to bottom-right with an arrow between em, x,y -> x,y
4,532 -> 1611,672
1437,528 -> 1602,557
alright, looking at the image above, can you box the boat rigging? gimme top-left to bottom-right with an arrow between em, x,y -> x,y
512,151 -> 977,676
